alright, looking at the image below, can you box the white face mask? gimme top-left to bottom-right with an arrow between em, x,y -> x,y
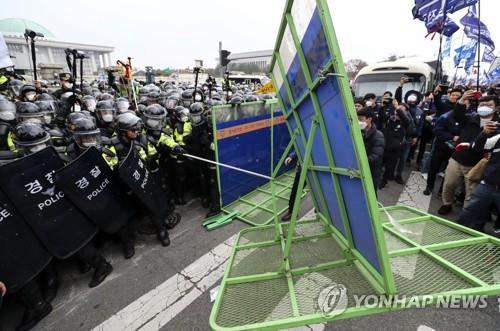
63,82 -> 73,89
407,95 -> 418,103
477,106 -> 494,118
73,104 -> 81,112
26,92 -> 37,101
82,141 -> 97,148
359,121 -> 367,130
180,115 -> 189,123
102,114 -> 114,123
85,100 -> 97,112
365,100 -> 373,107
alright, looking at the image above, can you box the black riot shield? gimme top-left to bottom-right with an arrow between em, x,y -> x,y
0,189 -> 52,292
118,145 -> 168,218
55,147 -> 136,234
0,147 -> 97,259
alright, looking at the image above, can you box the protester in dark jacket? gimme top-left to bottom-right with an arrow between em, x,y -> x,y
434,85 -> 463,117
458,116 -> 500,232
438,93 -> 497,214
381,104 -> 413,186
423,106 -> 465,195
358,108 -> 385,192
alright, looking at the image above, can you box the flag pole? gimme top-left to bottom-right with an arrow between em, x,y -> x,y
476,0 -> 481,90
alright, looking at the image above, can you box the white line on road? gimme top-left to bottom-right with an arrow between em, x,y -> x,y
92,236 -> 235,331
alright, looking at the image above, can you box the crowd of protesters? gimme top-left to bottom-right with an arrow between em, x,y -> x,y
356,78 -> 500,235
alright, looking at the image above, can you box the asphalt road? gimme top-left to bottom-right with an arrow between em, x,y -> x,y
1,167 -> 499,331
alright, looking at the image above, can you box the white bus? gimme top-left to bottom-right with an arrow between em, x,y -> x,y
353,60 -> 435,97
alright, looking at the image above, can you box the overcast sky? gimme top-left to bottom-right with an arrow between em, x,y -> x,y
2,0 -> 499,69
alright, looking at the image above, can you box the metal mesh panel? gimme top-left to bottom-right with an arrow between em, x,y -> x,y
231,245 -> 283,277
243,208 -> 275,225
215,278 -> 293,328
238,227 -> 277,245
290,236 -> 345,269
293,265 -> 377,315
379,208 -> 424,223
282,221 -> 327,238
261,197 -> 290,212
396,220 -> 473,246
244,191 -> 273,204
384,231 -> 412,251
433,243 -> 500,285
225,200 -> 255,214
391,253 -> 472,295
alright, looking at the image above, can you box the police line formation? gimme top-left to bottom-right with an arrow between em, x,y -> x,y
0,72 -> 273,331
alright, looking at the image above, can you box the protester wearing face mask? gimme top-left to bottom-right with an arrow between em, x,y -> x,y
438,93 -> 498,215
358,108 -> 385,193
18,84 -> 38,102
363,93 -> 383,129
458,98 -> 500,232
52,73 -> 74,100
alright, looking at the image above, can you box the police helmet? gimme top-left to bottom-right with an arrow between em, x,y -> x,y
96,100 -> 115,124
16,102 -> 45,124
244,95 -> 259,103
116,112 -> 143,132
143,104 -> 166,131
34,100 -> 57,126
115,97 -> 130,113
189,102 -> 204,114
0,99 -> 16,123
72,117 -> 101,149
147,91 -> 161,105
175,106 -> 190,123
229,95 -> 244,105
181,90 -> 193,107
8,79 -> 24,97
36,93 -> 55,102
12,122 -> 51,154
97,92 -> 114,101
82,95 -> 97,112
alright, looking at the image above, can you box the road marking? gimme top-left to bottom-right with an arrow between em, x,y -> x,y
92,236 -> 235,331
417,325 -> 436,331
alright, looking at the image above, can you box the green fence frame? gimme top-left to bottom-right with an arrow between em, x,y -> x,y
209,0 -> 500,330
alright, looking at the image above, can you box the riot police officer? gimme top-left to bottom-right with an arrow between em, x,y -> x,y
188,102 -> 209,207
95,100 -> 116,138
67,118 -> 138,259
18,84 -> 38,102
200,108 -> 221,217
112,112 -> 171,246
141,105 -> 182,228
172,106 -> 192,205
0,98 -> 16,152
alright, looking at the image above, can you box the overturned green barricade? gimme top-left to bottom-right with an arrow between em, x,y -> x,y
209,0 -> 500,330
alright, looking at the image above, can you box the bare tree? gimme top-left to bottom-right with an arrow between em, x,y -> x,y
344,59 -> 368,79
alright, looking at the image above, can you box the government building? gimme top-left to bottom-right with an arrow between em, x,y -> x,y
0,18 -> 114,80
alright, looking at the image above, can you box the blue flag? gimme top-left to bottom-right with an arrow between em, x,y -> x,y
413,0 -> 470,36
488,65 -> 500,84
460,6 -> 496,50
442,36 -> 452,58
413,0 -> 478,22
482,48 -> 496,63
454,39 -> 477,67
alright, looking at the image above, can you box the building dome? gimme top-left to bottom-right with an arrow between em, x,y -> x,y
0,18 -> 55,38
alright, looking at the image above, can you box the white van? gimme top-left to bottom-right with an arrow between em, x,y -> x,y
353,60 -> 435,97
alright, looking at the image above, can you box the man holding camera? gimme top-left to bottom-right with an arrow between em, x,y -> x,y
438,93 -> 498,215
